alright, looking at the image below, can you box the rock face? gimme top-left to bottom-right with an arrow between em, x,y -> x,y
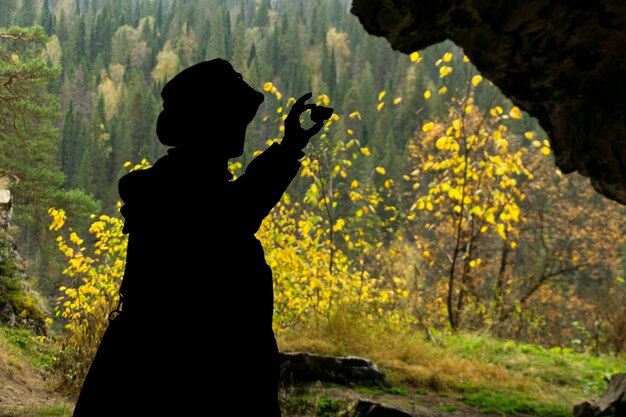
574,373 -> 626,417
0,190 -> 46,334
350,0 -> 626,205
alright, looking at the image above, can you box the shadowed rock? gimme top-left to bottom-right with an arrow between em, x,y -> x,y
279,351 -> 389,387
574,373 -> 626,417
339,399 -> 413,417
351,0 -> 626,205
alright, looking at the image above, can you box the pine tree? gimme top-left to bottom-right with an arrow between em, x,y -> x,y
253,0 -> 270,27
207,5 -> 227,59
40,0 -> 54,35
0,26 -> 98,242
0,0 -> 16,28
19,0 -> 38,27
91,4 -> 113,64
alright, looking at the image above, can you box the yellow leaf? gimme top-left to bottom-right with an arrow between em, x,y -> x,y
443,52 -> 453,62
422,122 -> 434,132
318,94 -> 330,106
541,147 -> 551,155
524,131 -> 535,139
378,91 -> 386,101
439,66 -> 453,78
275,92 -> 282,100
410,51 -> 421,62
510,242 -> 518,249
361,147 -> 371,156
332,218 -> 345,232
490,106 -> 504,116
384,179 -> 392,188
375,167 -> 386,175
123,161 -> 131,167
349,111 -> 361,120
496,223 -> 507,240
471,75 -> 483,86
347,129 -> 354,135
276,107 -> 283,114
509,106 -> 523,119
423,90 -> 431,100
377,102 -> 385,111
438,86 -> 448,95
452,119 -> 462,131
426,201 -> 434,211
423,250 -> 431,258
393,97 -> 402,105
263,82 -> 273,91
463,55 -> 470,63
435,136 -> 447,150
532,140 -> 541,147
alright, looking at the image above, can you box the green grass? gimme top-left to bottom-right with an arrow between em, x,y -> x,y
0,327 -> 57,373
353,385 -> 406,398
437,403 -> 458,412
316,395 -> 342,416
442,332 -> 624,399
0,405 -> 72,417
462,390 -> 570,417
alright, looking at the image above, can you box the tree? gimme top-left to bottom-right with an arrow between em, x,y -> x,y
253,0 -> 271,27
40,0 -> 54,35
18,0 -> 38,27
0,0 -> 17,28
0,25 -> 98,255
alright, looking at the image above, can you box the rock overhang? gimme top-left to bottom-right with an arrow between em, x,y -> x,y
351,0 -> 626,204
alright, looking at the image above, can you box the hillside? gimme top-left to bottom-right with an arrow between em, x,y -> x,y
0,328 -> 72,417
1,324 -> 624,417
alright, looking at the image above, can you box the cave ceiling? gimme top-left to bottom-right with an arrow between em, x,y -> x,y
351,0 -> 626,204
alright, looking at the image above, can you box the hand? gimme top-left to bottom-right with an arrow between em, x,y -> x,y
283,92 -> 332,151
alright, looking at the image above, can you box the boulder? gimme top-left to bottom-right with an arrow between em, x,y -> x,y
279,351 -> 389,387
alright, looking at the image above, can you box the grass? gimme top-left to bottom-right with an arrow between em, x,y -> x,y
0,327 -> 57,374
316,395 -> 342,416
0,406 -> 72,417
462,390 -> 570,417
276,315 -> 626,416
437,403 -> 458,412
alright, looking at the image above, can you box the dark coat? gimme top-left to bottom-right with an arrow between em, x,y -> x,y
73,142 -> 303,416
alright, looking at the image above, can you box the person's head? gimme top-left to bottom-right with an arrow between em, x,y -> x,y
156,58 -> 264,159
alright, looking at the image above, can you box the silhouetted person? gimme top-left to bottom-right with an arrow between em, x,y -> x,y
72,58 -> 332,416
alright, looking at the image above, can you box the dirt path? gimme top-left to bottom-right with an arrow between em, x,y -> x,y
0,348 -> 73,417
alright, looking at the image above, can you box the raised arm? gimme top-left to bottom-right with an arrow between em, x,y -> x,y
229,93 -> 333,234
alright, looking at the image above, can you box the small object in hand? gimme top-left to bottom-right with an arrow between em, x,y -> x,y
310,106 -> 334,123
